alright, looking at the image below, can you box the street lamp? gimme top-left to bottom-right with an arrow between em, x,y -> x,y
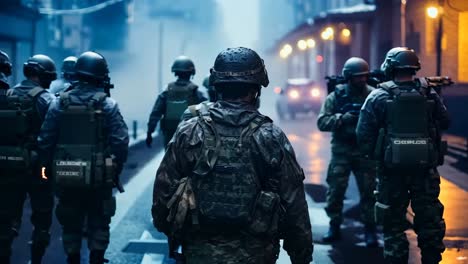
297,39 -> 307,50
307,38 -> 316,48
427,6 -> 439,19
321,27 -> 334,40
427,4 -> 443,75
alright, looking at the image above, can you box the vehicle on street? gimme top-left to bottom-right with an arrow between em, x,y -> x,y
275,78 -> 325,120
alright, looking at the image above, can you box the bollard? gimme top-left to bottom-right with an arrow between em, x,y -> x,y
133,120 -> 138,140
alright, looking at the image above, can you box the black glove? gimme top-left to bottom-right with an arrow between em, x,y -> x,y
146,132 -> 153,148
341,112 -> 359,125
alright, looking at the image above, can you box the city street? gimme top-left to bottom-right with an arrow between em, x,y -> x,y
11,101 -> 468,263
3,0 -> 468,263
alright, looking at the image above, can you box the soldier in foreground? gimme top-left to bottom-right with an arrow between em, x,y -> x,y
152,47 -> 313,264
146,56 -> 206,148
356,47 -> 449,263
317,57 -> 378,246
0,54 -> 57,264
49,56 -> 77,95
38,51 -> 129,264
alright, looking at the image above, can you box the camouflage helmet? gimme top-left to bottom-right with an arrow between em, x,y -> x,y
0,50 -> 12,77
61,56 -> 77,75
75,51 -> 109,80
209,47 -> 269,87
381,47 -> 421,77
171,56 -> 195,75
23,54 -> 57,82
342,57 -> 369,80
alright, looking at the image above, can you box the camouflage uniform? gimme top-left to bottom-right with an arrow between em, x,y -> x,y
356,81 -> 449,263
37,84 -> 129,258
0,80 -> 55,260
317,83 -> 376,229
152,101 -> 313,263
147,79 -> 206,147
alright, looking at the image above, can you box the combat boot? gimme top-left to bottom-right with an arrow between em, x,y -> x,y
322,224 -> 341,243
89,250 -> 109,264
364,225 -> 378,247
66,253 -> 80,264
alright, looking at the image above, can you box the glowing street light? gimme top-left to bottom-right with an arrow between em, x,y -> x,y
283,44 -> 293,54
427,6 -> 439,19
341,28 -> 351,37
297,39 -> 307,50
321,27 -> 334,40
307,38 -> 316,48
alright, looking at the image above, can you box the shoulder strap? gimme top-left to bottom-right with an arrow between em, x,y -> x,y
6,89 -> 14,97
379,81 -> 399,97
27,86 -> 45,98
238,115 -> 272,148
188,105 -> 198,117
88,92 -> 107,110
59,91 -> 71,109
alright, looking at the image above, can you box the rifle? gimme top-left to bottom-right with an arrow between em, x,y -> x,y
325,75 -> 346,94
339,103 -> 362,115
325,69 -> 387,95
419,76 -> 454,95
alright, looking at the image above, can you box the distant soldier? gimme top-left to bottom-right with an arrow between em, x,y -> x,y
317,57 -> 378,246
0,54 -> 57,264
152,47 -> 313,264
146,56 -> 207,148
38,51 -> 129,264
49,56 -> 77,95
202,75 -> 217,102
357,47 -> 449,263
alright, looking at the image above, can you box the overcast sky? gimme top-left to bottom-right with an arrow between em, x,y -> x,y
217,0 -> 260,49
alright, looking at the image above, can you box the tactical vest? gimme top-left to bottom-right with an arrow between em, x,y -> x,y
191,107 -> 271,230
162,82 -> 199,133
0,87 -> 45,174
377,81 -> 438,169
52,92 -> 115,189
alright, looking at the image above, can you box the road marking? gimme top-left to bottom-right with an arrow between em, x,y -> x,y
110,150 -> 164,232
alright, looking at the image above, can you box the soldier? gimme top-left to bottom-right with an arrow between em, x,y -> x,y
0,54 -> 57,264
356,47 -> 448,263
37,51 -> 129,264
146,56 -> 207,148
49,56 -> 77,95
152,47 -> 313,264
202,75 -> 217,102
317,57 -> 378,246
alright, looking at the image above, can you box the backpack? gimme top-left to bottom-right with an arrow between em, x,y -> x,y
162,82 -> 199,133
52,92 -> 115,189
377,81 -> 438,169
191,107 -> 272,230
0,87 -> 45,174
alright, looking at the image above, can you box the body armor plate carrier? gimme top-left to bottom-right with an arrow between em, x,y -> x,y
0,87 -> 44,174
376,81 -> 439,169
52,92 -> 116,189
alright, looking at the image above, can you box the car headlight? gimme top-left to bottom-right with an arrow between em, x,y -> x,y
310,87 -> 320,97
288,89 -> 300,100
